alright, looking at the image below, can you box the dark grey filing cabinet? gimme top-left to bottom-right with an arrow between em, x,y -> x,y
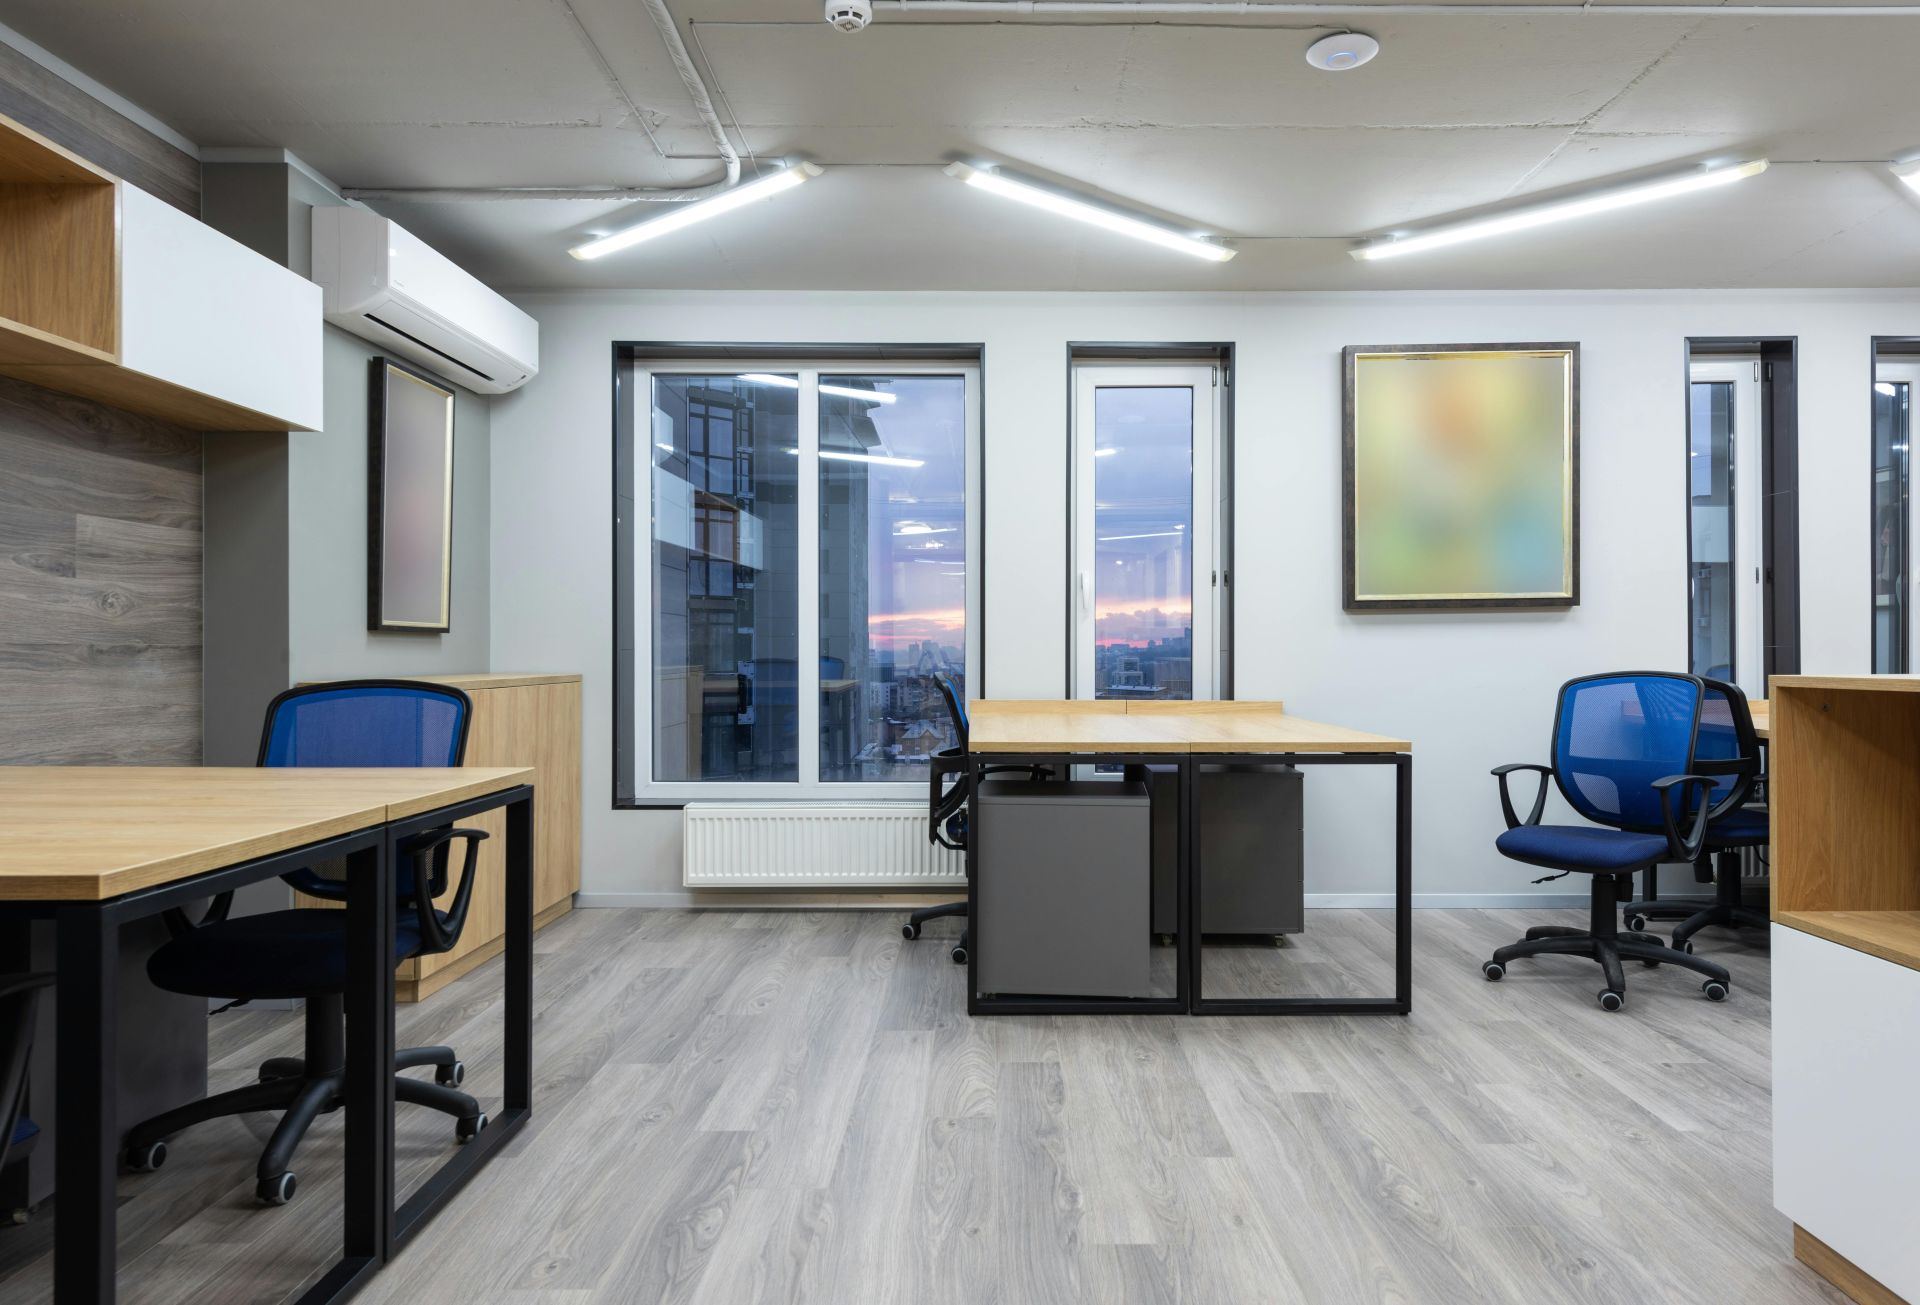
975,780 -> 1154,998
1147,765 -> 1305,937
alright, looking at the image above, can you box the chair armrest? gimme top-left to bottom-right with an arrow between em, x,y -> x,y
1652,774 -> 1717,863
1491,763 -> 1554,830
403,826 -> 490,956
929,750 -> 968,848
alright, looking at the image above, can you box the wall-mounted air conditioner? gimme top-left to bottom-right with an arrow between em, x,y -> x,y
312,206 -> 539,395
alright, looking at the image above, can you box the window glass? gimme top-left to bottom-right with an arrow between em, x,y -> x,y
1092,386 -> 1195,699
1688,380 -> 1734,682
1875,375 -> 1912,673
818,375 -> 969,780
650,375 -> 800,782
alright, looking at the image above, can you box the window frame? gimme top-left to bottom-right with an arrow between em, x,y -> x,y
1686,357 -> 1763,698
625,357 -> 982,805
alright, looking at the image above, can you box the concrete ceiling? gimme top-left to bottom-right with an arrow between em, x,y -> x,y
4,0 -> 1919,290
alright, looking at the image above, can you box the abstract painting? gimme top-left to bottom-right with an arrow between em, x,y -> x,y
1343,343 -> 1578,611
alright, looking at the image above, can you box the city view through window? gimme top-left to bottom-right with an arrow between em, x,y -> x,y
1091,385 -> 1195,700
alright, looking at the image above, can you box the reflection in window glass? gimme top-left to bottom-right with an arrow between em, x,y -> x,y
818,375 -> 968,781
1688,381 -> 1734,682
1093,387 -> 1193,700
1876,377 -> 1911,673
650,375 -> 799,781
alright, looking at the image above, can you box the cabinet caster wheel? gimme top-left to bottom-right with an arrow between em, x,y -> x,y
1481,961 -> 1504,981
124,1140 -> 167,1173
1597,990 -> 1624,1012
457,1112 -> 488,1143
257,1172 -> 297,1206
1625,914 -> 1646,932
435,1060 -> 466,1088
950,945 -> 968,965
1702,980 -> 1729,1002
902,923 -> 921,941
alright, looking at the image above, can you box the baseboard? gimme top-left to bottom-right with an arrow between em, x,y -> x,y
1793,1225 -> 1908,1305
575,890 -> 1594,910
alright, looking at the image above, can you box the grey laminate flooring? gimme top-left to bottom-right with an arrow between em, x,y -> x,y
0,908 -> 1842,1304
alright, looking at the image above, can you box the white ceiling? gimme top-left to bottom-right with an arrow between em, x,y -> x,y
4,0 -> 1919,290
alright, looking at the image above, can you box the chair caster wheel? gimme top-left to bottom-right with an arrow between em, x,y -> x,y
124,1140 -> 167,1173
1625,914 -> 1646,932
257,1172 -> 296,1206
457,1112 -> 488,1143
7,1206 -> 30,1226
1675,939 -> 1694,954
1640,958 -> 1661,967
902,923 -> 921,941
1702,980 -> 1729,1002
1597,990 -> 1624,1012
950,945 -> 968,965
1481,961 -> 1504,981
435,1060 -> 466,1088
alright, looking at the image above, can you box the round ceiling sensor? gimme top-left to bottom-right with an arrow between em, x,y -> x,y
1306,32 -> 1380,72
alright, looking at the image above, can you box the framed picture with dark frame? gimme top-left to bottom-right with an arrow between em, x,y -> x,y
1342,342 -> 1579,612
368,356 -> 456,632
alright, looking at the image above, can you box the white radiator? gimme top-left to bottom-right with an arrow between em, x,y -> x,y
682,803 -> 965,889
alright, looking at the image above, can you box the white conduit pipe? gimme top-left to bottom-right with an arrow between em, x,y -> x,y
345,0 -> 740,204
882,1 -> 1920,14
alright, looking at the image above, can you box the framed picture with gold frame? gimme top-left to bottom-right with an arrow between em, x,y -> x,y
1342,342 -> 1579,611
368,356 -> 456,632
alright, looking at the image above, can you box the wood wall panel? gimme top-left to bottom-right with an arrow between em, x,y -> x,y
0,40 -> 196,213
0,375 -> 201,764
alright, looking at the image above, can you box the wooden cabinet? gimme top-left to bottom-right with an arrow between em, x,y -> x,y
0,113 -> 321,432
296,672 -> 582,1001
1770,675 -> 1920,1305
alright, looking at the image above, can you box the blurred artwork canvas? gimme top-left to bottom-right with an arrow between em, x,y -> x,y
1342,344 -> 1578,610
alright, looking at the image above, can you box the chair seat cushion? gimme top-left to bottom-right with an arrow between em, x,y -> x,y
1708,806 -> 1769,847
148,909 -> 429,1000
1496,824 -> 1670,872
10,1117 -> 36,1148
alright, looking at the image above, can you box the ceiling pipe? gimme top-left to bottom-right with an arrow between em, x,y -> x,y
344,0 -> 740,205
879,1 -> 1920,14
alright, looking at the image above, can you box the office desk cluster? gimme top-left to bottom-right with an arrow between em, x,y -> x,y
0,767 -> 536,1305
963,699 -> 1412,1017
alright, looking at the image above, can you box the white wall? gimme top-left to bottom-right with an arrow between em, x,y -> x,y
490,289 -> 1920,905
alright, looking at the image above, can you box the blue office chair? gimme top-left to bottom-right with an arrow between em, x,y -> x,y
1649,679 -> 1769,950
903,674 -> 1046,965
1483,672 -> 1733,1011
122,681 -> 490,1206
0,972 -> 52,1209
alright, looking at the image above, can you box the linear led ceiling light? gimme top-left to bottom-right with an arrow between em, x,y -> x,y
569,162 -> 823,260
737,372 -> 898,404
943,161 -> 1235,263
1895,158 -> 1920,197
1351,158 -> 1769,262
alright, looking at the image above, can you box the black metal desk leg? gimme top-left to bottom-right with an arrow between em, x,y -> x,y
1180,754 -> 1196,1012
344,841 -> 395,1263
504,795 -> 534,1113
53,905 -> 117,1305
1395,754 -> 1413,1015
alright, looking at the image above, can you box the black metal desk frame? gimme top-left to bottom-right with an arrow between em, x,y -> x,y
0,782 -> 534,1305
963,750 -> 1411,1017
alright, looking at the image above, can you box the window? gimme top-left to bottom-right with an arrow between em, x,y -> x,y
1874,340 -> 1920,673
1685,356 -> 1762,697
619,356 -> 980,802
1070,361 -> 1224,700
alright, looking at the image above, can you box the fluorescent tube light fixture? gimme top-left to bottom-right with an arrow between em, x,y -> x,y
1895,158 -> 1920,197
737,372 -> 897,404
1350,158 -> 1770,262
569,162 -> 823,260
943,161 -> 1235,263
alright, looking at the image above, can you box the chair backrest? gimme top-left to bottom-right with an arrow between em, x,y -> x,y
0,972 -> 52,1175
1550,672 -> 1705,832
934,672 -> 968,747
257,680 -> 473,903
258,680 -> 471,769
1696,678 -> 1762,819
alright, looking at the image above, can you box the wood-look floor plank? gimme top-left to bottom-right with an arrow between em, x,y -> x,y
0,907 -> 1850,1305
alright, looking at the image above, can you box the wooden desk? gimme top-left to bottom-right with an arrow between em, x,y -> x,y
963,699 -> 1412,1017
1749,698 -> 1769,741
0,767 -> 535,1305
1767,676 -> 1920,1305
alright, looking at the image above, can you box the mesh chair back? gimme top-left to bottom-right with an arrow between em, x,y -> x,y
1696,678 -> 1762,818
934,672 -> 968,745
259,682 -> 470,769
1551,672 -> 1704,832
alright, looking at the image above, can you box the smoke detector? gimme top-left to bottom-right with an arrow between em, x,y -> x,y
1305,31 -> 1379,71
826,0 -> 873,31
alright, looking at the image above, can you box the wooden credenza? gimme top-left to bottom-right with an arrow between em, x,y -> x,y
298,672 -> 582,1001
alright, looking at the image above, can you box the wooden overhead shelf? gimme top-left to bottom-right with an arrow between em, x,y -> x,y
0,114 -> 322,432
